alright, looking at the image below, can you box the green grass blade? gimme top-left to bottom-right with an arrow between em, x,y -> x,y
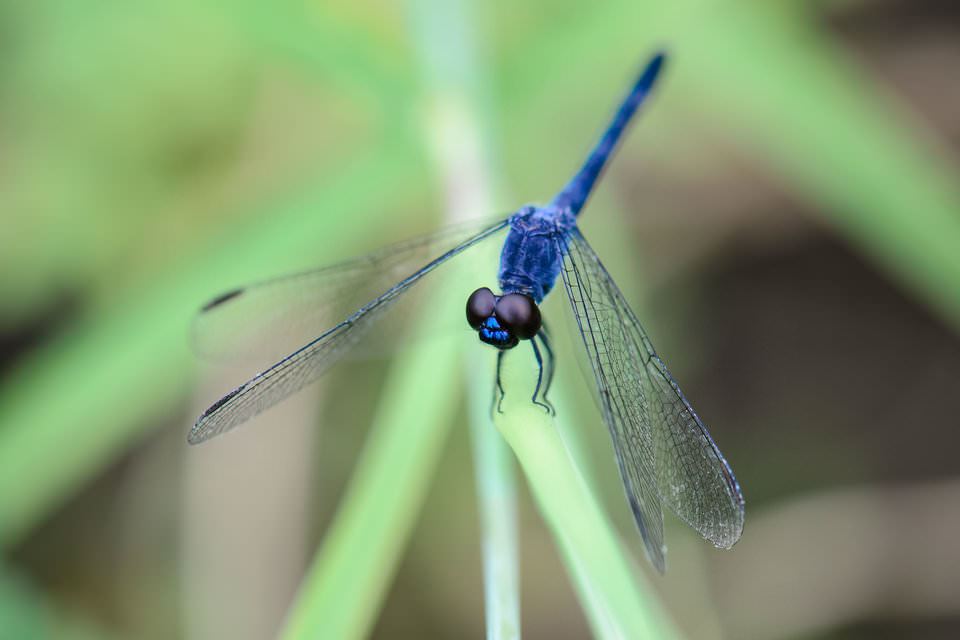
494,351 -> 684,640
406,0 -> 522,635
467,364 -> 521,640
278,273 -> 467,640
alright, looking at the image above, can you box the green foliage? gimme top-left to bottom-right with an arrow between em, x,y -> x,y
1,0 -> 957,638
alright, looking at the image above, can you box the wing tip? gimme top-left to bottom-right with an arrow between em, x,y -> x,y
187,420 -> 226,445
188,384 -> 247,445
187,418 -> 220,445
627,494 -> 668,574
706,509 -> 745,550
649,543 -> 667,575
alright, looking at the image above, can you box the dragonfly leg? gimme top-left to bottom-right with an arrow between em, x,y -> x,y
529,336 -> 555,414
492,350 -> 507,415
536,326 -> 557,416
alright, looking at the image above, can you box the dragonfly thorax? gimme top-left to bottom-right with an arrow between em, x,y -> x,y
466,287 -> 541,350
497,206 -> 572,304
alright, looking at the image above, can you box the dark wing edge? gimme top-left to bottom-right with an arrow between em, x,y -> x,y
188,219 -> 510,445
557,231 -> 667,573
568,229 -> 744,550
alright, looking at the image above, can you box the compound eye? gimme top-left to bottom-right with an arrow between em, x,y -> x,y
495,293 -> 541,340
466,287 -> 497,329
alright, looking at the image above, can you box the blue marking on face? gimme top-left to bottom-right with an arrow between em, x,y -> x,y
478,316 -> 518,349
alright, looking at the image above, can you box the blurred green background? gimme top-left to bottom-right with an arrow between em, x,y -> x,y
2,0 -> 960,638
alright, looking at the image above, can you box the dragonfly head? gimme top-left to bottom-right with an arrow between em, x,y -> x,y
466,287 -> 541,350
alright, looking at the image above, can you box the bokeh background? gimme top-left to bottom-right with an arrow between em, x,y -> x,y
2,0 -> 960,639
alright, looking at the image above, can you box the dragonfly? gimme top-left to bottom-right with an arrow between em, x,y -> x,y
190,53 -> 744,572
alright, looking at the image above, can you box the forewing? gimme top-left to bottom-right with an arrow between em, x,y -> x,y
192,218 -> 510,364
189,219 -> 509,444
558,229 -> 666,572
566,229 -> 744,551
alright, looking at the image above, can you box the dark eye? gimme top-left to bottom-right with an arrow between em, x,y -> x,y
495,293 -> 541,340
466,287 -> 497,329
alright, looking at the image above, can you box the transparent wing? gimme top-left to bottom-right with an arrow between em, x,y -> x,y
559,228 -> 744,572
558,229 -> 665,572
189,218 -> 510,444
192,218 -> 510,364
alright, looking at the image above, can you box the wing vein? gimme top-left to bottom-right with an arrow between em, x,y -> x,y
189,219 -> 509,444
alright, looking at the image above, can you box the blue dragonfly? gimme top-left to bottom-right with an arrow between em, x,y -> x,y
190,53 -> 744,572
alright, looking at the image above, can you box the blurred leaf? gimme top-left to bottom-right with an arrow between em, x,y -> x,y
0,568 -> 50,640
0,565 -> 118,640
0,2 -> 256,323
0,149 -> 421,547
668,1 -> 960,329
